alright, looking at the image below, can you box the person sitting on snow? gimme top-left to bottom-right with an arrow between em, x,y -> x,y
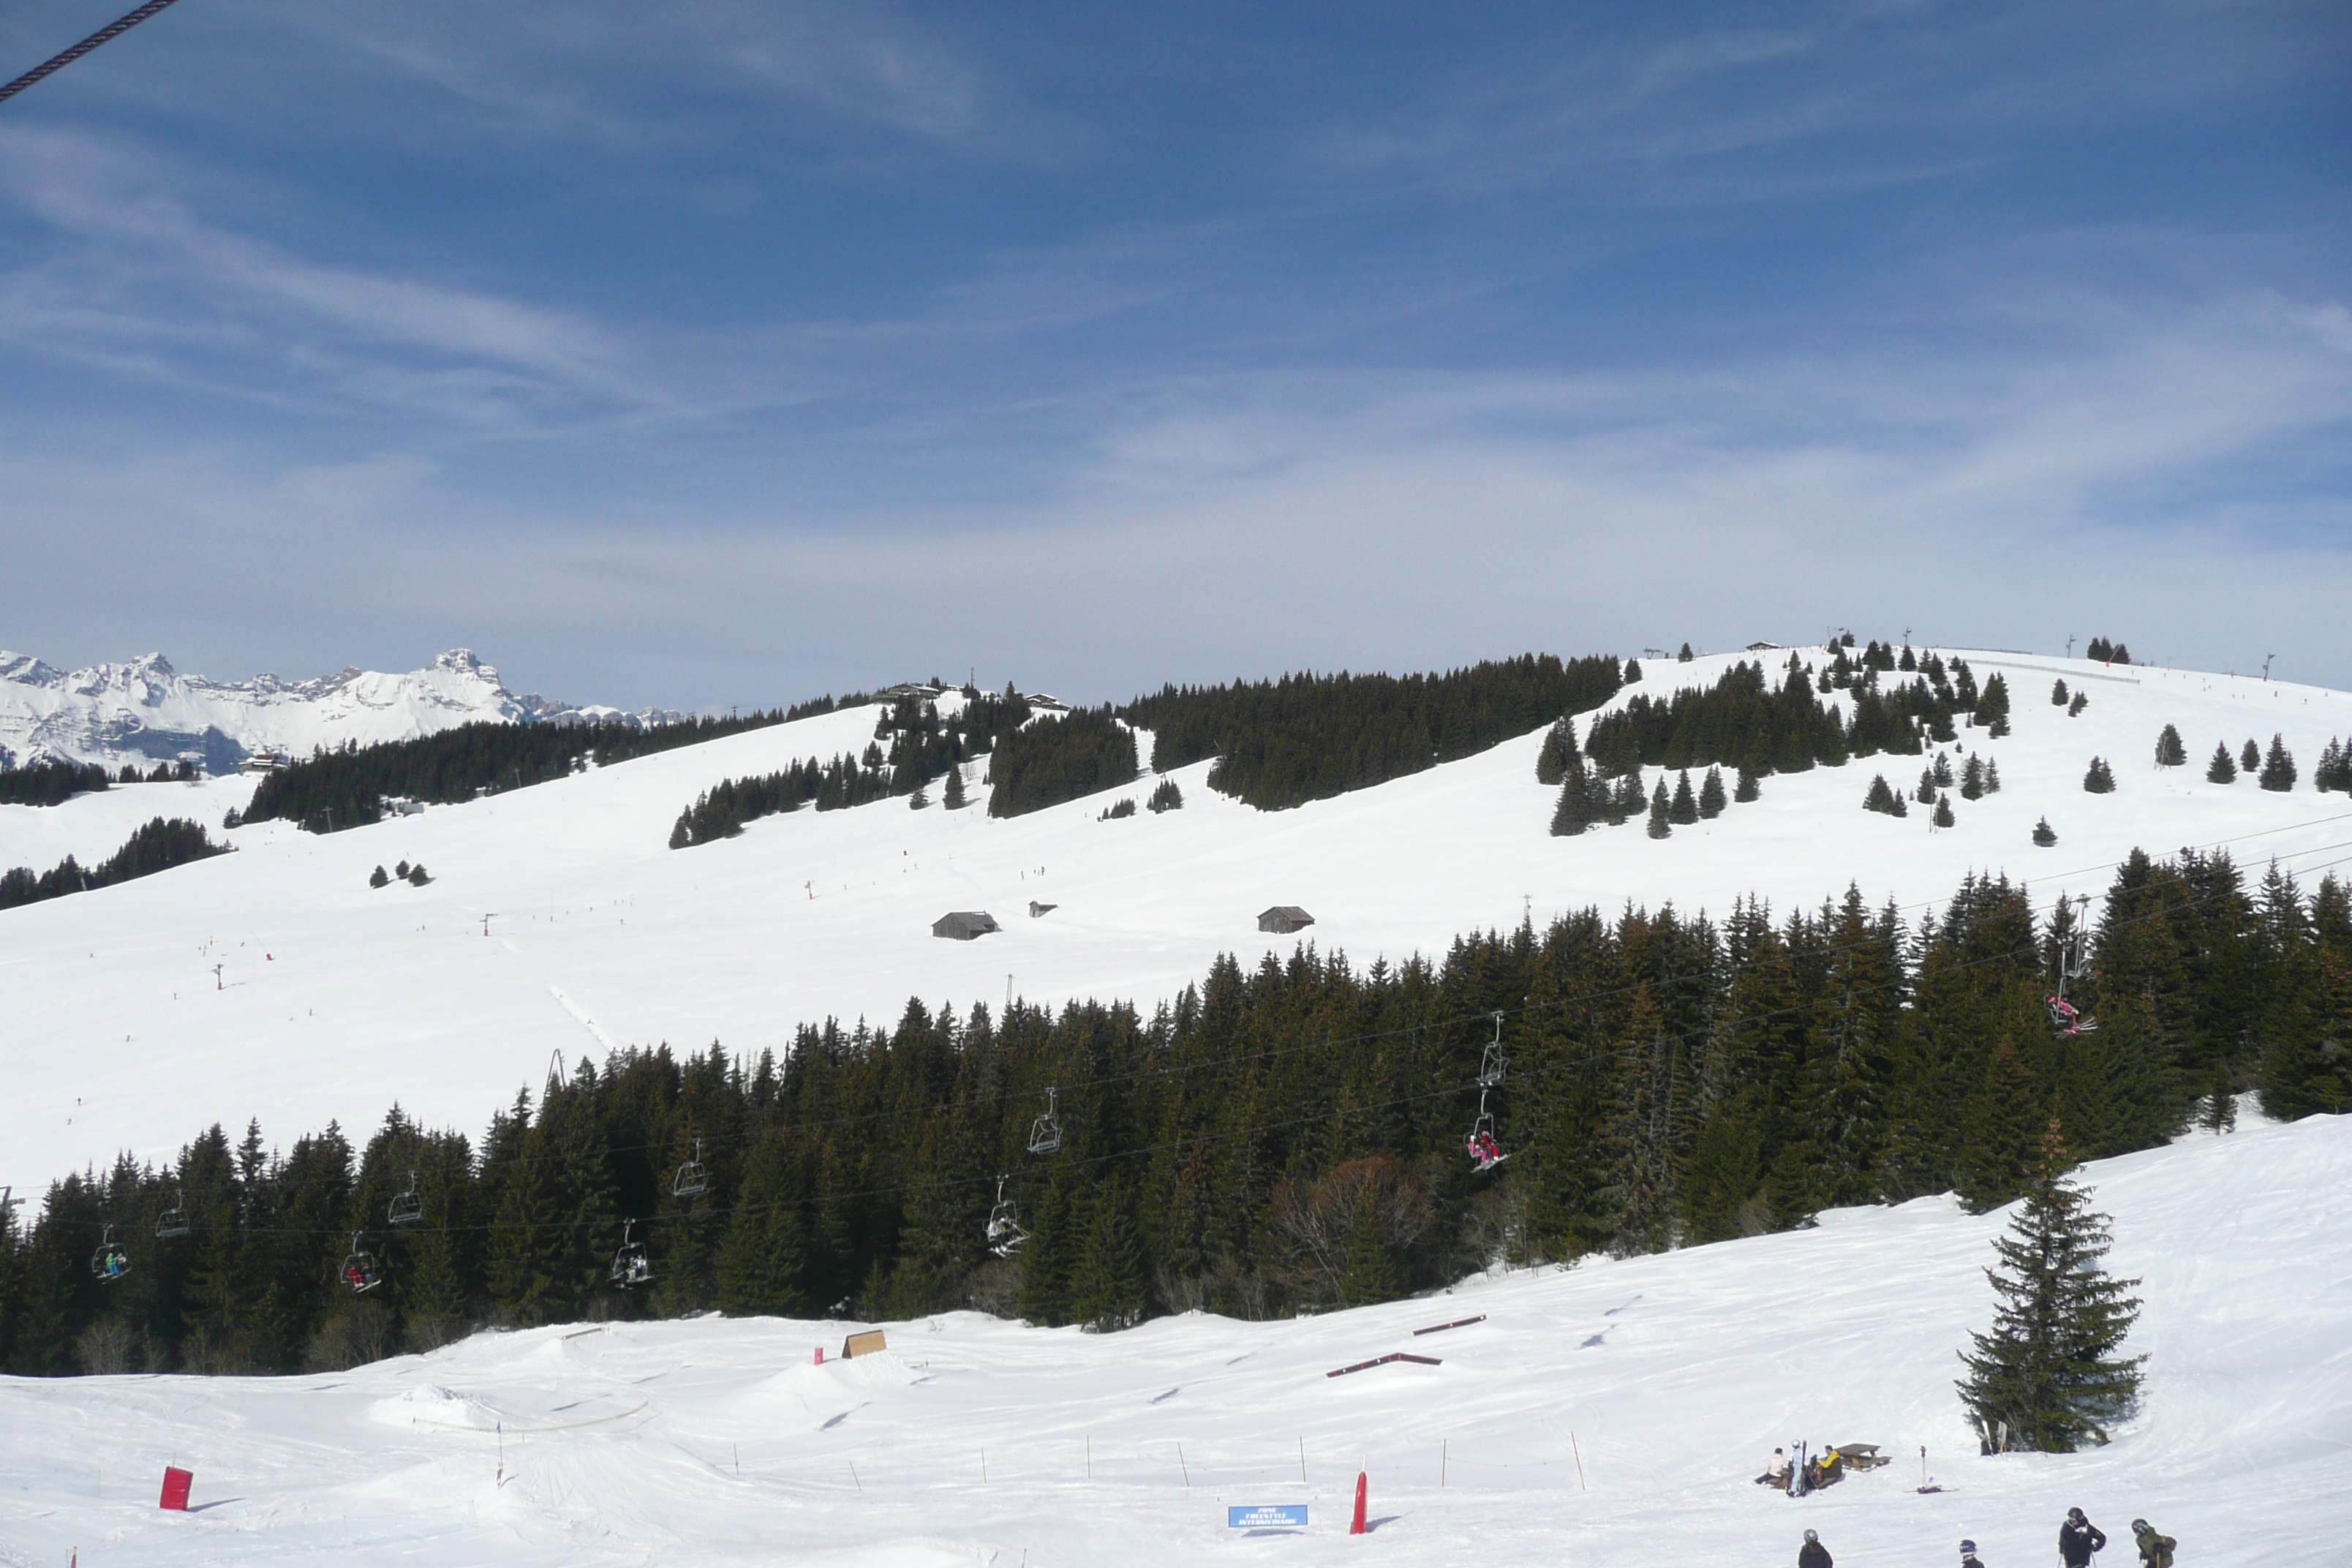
1755,1447 -> 1793,1487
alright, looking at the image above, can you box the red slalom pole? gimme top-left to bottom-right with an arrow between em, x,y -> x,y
1350,1470 -> 1368,1534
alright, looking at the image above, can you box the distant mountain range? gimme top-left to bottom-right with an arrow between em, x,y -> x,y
0,648 -> 670,774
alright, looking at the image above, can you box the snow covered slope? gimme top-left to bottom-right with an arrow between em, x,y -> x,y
4,648 -> 2352,1196
1,1110 -> 2342,1567
0,647 -> 625,774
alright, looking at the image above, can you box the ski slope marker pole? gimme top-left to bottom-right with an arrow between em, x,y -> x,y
1571,1431 -> 1586,1490
849,1460 -> 862,1493
1350,1471 -> 1367,1534
1178,1441 -> 1189,1487
1441,1438 -> 1447,1488
1300,1436 -> 1307,1483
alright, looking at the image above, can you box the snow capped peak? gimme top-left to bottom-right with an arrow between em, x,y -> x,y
0,647 -> 614,774
431,647 -> 494,680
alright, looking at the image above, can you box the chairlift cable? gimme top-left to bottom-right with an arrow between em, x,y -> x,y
0,0 -> 189,108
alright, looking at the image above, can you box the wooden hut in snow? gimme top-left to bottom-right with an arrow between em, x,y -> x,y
1257,905 -> 1315,934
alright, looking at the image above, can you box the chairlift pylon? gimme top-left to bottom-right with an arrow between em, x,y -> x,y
1025,1088 -> 1062,1156
672,1138 -> 710,1199
984,1174 -> 1028,1258
609,1218 -> 654,1289
341,1231 -> 383,1294
90,1224 -> 130,1282
388,1169 -> 423,1226
156,1186 -> 190,1239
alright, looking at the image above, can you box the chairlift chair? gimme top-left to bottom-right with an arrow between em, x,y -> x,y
1466,1090 -> 1507,1173
984,1175 -> 1028,1258
155,1186 -> 191,1239
672,1138 -> 710,1199
609,1218 -> 654,1289
388,1169 -> 424,1226
341,1232 -> 383,1294
1025,1088 -> 1062,1156
89,1225 -> 131,1282
1477,1009 -> 1509,1088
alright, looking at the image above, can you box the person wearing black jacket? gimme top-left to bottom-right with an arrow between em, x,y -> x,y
2061,1507 -> 2108,1567
1798,1527 -> 1832,1568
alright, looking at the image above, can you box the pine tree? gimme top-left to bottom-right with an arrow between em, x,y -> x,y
1960,753 -> 1986,801
2258,734 -> 2296,792
908,785 -> 931,810
1956,1130 -> 2145,1452
2051,679 -> 2070,706
1549,759 -> 1592,837
2083,758 -> 2116,794
1535,719 -> 1575,785
1985,759 -> 2002,794
1916,767 -> 1938,805
1864,775 -> 1901,816
1899,643 -> 1917,671
1646,780 -> 1672,839
1147,776 -> 1183,813
1933,794 -> 1955,829
1068,1180 -> 1147,1331
1697,766 -> 1727,819
1610,772 -> 1645,825
2087,637 -> 2111,663
2155,724 -> 2186,769
1669,771 -> 1699,825
407,864 -> 429,886
396,860 -> 410,878
943,765 -> 968,810
1976,674 -> 2012,736
1933,752 -> 1956,788
2315,738 -> 2350,793
1677,641 -> 1695,663
368,865 -> 388,888
2205,742 -> 2236,783
2240,737 -> 2261,774
1733,764 -> 1760,804
2032,817 -> 2057,847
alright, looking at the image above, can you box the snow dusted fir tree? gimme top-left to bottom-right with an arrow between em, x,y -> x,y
1957,1126 -> 2145,1453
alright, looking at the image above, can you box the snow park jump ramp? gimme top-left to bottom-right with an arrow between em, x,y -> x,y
1,1112 -> 2345,1566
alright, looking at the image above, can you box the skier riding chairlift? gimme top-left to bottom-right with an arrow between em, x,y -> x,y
1466,1090 -> 1507,1172
388,1170 -> 424,1226
342,1232 -> 383,1294
609,1218 -> 654,1289
984,1175 -> 1028,1257
90,1226 -> 130,1282
2046,900 -> 2099,1036
1026,1088 -> 1062,1156
672,1139 -> 710,1199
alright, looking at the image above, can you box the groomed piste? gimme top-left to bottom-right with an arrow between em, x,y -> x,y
2,1112 -> 2344,1566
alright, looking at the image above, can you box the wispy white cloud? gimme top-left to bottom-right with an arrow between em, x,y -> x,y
0,127 -> 671,428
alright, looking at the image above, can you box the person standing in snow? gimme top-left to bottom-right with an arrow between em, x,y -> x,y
2131,1518 -> 2176,1567
1797,1527 -> 1831,1568
2060,1507 -> 2108,1567
1959,1539 -> 1986,1568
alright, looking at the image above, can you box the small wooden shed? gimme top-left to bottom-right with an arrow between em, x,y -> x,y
932,911 -> 1001,941
1258,905 -> 1315,934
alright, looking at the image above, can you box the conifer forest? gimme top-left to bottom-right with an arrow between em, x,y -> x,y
4,844 -> 2345,1376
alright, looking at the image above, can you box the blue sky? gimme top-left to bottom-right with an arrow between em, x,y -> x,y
0,0 -> 2345,707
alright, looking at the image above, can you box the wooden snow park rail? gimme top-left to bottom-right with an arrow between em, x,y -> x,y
1326,1352 -> 1441,1377
1412,1313 -> 1486,1336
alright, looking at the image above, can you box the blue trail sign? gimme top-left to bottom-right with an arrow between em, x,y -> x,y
1227,1504 -> 1309,1529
